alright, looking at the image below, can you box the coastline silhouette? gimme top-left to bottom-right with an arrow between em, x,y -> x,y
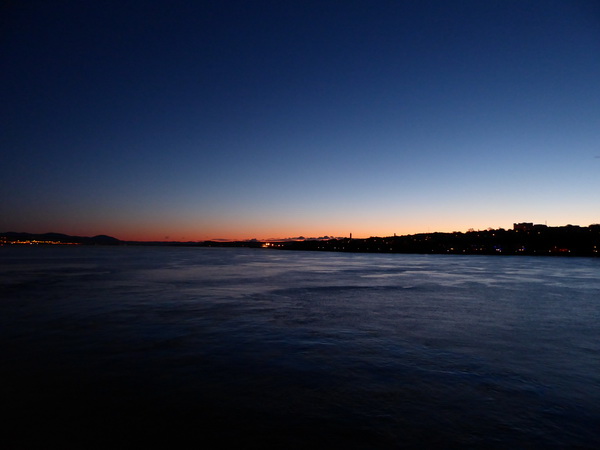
3,222 -> 599,257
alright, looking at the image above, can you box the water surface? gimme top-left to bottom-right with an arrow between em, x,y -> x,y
1,246 -> 599,448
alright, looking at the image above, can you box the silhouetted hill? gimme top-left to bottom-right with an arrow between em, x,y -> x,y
1,232 -> 121,245
90,235 -> 121,245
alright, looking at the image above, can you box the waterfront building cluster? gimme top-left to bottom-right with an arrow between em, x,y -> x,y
263,223 -> 600,257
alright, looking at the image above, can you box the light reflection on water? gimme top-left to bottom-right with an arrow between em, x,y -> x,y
1,246 -> 599,448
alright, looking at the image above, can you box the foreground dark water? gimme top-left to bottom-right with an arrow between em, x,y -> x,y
1,246 -> 599,448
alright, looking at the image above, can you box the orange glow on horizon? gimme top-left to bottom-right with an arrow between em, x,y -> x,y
95,222 -> 520,242
12,215 -> 593,243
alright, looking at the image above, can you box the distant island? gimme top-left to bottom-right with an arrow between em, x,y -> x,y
2,222 -> 599,257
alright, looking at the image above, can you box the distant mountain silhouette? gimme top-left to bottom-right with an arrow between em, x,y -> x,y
1,232 -> 121,245
90,234 -> 121,244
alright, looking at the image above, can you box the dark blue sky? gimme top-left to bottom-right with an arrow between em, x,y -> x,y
2,1 -> 599,240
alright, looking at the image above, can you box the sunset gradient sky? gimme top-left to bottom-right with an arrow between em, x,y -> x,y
2,1 -> 599,241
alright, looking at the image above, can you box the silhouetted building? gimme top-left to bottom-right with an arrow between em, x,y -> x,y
514,222 -> 533,232
514,222 -> 547,232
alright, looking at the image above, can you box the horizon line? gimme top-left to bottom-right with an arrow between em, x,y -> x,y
3,221 -> 600,243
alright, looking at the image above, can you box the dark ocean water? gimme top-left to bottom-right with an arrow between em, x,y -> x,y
1,246 -> 599,448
